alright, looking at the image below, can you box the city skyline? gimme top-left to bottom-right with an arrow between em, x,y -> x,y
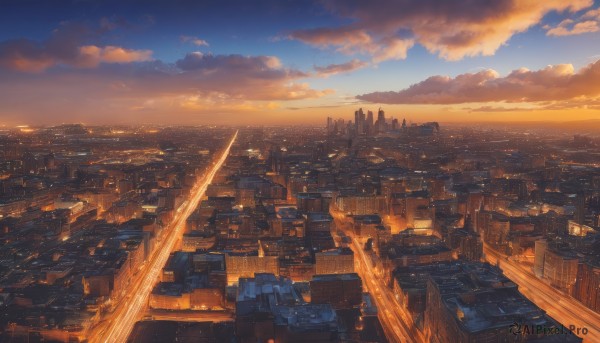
3,121 -> 599,343
3,2 -> 600,341
2,0 -> 600,125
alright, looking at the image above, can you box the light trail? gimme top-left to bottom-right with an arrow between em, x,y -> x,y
331,208 -> 421,343
484,244 -> 600,342
88,130 -> 238,343
352,236 -> 417,343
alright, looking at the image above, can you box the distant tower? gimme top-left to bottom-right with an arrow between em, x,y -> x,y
354,108 -> 365,135
402,118 -> 407,129
376,108 -> 386,133
366,111 -> 374,135
358,109 -> 365,134
336,118 -> 345,135
377,108 -> 385,123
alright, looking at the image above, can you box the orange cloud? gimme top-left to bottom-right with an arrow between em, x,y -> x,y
0,41 -> 56,72
291,0 -> 593,61
546,7 -> 600,36
0,22 -> 153,72
94,46 -> 152,63
357,59 -> 600,106
314,59 -> 368,77
167,52 -> 328,100
0,50 -> 332,124
141,94 -> 281,113
291,27 -> 414,62
78,45 -> 153,67
464,105 -> 536,113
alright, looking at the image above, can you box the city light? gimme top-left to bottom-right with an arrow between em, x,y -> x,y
2,2 -> 600,342
88,131 -> 237,343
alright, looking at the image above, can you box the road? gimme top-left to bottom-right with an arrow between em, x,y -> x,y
331,208 -> 422,343
88,130 -> 238,343
484,244 -> 600,342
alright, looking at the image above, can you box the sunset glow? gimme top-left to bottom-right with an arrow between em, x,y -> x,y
1,0 -> 599,124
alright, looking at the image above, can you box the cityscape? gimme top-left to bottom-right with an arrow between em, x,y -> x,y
2,1 -> 600,343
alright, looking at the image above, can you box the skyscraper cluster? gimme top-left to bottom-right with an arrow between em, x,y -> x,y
327,108 -> 437,138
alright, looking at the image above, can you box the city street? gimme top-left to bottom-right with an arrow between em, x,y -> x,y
484,244 -> 600,342
87,131 -> 238,343
331,208 -> 424,343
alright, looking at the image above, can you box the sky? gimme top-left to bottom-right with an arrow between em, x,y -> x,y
1,0 -> 600,126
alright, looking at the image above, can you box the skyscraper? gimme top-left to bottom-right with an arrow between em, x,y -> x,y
355,108 -> 365,135
376,108 -> 386,133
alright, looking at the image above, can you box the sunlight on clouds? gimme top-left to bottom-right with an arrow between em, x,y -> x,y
546,6 -> 600,36
358,60 -> 600,105
291,0 -> 593,62
78,45 -> 153,67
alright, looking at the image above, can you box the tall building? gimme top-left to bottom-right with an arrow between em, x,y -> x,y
542,247 -> 579,293
376,108 -> 386,133
366,110 -> 374,135
326,116 -> 333,135
377,108 -> 385,122
358,108 -> 365,135
353,108 -> 367,135
573,259 -> 600,312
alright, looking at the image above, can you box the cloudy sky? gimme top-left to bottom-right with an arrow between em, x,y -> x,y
1,0 -> 600,125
